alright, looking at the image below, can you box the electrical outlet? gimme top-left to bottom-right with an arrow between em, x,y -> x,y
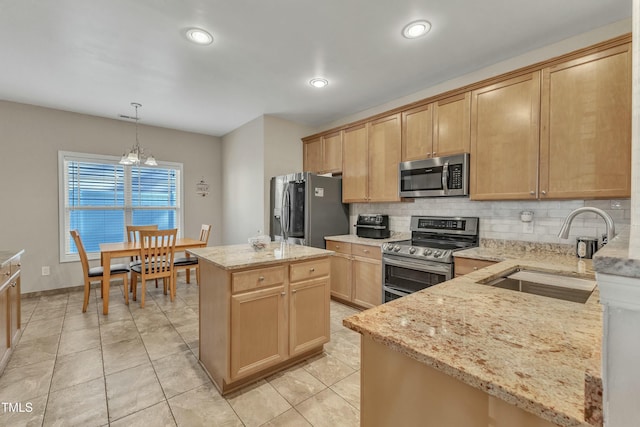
41,266 -> 50,276
610,200 -> 622,210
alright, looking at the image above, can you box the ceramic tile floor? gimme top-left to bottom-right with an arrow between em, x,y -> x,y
0,276 -> 363,426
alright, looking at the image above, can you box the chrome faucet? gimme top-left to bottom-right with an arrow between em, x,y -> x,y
558,207 -> 616,244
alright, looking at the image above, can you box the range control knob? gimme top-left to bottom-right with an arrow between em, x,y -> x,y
393,245 -> 401,252
433,251 -> 442,257
423,249 -> 433,256
408,247 -> 416,254
382,243 -> 389,251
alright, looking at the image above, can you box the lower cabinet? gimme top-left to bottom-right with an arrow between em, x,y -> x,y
326,240 -> 382,309
199,256 -> 330,394
0,251 -> 23,374
454,257 -> 497,277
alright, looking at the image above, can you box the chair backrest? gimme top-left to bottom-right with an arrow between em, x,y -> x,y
70,230 -> 90,278
126,224 -> 158,261
199,224 -> 212,244
139,229 -> 178,280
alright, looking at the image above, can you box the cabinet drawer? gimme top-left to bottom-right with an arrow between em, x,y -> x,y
232,266 -> 286,294
352,244 -> 381,261
290,258 -> 330,282
326,240 -> 352,255
454,258 -> 496,276
0,264 -> 10,288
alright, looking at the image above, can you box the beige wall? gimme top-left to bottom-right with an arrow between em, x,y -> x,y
0,101 -> 222,293
221,115 -> 308,245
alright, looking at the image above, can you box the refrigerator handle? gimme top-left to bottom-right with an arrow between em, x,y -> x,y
282,182 -> 290,239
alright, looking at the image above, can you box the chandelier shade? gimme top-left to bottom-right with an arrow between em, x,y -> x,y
119,102 -> 157,166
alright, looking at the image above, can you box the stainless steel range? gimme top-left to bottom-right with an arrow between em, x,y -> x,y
382,216 -> 479,303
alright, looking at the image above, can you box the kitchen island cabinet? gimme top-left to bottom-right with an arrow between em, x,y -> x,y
345,252 -> 601,427
188,243 -> 331,395
0,250 -> 23,375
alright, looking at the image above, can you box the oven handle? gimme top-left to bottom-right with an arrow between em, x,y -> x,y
383,256 -> 452,275
384,286 -> 410,298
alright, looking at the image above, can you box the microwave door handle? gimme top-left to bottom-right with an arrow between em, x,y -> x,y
442,162 -> 449,195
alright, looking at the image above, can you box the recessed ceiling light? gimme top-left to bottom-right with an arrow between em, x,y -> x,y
186,28 -> 213,45
309,78 -> 328,88
402,20 -> 431,39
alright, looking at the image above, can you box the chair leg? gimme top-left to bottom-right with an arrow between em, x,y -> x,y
123,274 -> 129,305
82,279 -> 91,313
155,278 -> 159,288
170,274 -> 175,302
196,265 -> 200,286
186,268 -> 191,284
132,272 -> 138,301
141,279 -> 146,308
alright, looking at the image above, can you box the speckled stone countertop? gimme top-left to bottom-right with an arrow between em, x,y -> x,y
324,232 -> 410,247
0,250 -> 24,268
187,242 -> 332,270
344,246 -> 602,427
593,232 -> 640,279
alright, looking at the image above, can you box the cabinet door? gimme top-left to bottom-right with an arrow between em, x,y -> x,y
342,124 -> 369,202
368,114 -> 402,202
303,137 -> 323,173
433,92 -> 471,157
402,103 -> 434,161
8,274 -> 19,344
329,253 -> 352,301
353,257 -> 382,309
0,286 -> 8,366
470,72 -> 541,200
230,285 -> 287,380
289,278 -> 330,356
539,44 -> 631,199
323,131 -> 343,174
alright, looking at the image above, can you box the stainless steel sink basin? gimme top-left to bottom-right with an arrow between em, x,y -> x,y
483,269 -> 596,304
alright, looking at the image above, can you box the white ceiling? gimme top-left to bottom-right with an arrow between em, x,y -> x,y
0,0 -> 631,137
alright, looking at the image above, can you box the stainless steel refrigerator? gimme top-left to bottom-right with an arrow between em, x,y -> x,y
270,172 -> 349,248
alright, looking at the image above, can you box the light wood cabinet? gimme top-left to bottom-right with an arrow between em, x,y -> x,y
470,72 -> 541,200
199,255 -> 331,395
343,114 -> 402,203
454,257 -> 497,277
539,44 -> 631,199
326,239 -> 382,309
0,251 -> 23,375
303,131 -> 343,174
402,93 -> 471,162
325,241 -> 352,301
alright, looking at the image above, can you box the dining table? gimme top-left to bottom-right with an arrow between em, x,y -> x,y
99,237 -> 206,314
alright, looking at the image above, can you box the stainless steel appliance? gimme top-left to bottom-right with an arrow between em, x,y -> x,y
382,216 -> 479,303
355,214 -> 390,239
399,153 -> 470,198
270,172 -> 349,248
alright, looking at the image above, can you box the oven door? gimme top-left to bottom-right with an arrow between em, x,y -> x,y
382,255 -> 453,302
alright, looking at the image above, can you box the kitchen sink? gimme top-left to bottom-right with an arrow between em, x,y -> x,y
482,269 -> 596,304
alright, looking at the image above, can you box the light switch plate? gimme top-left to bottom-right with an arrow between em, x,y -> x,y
610,200 -> 622,210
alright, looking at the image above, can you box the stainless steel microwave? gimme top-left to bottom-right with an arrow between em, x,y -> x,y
399,153 -> 470,197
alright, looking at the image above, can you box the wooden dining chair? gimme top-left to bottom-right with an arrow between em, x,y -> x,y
126,224 -> 158,289
130,228 -> 177,308
173,224 -> 211,290
70,230 -> 130,313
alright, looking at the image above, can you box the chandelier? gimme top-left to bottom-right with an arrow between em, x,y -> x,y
119,102 -> 157,166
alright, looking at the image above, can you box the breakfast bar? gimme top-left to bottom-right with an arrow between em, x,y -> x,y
187,242 -> 333,395
344,251 -> 601,427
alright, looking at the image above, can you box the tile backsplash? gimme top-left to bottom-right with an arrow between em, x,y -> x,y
350,198 -> 631,244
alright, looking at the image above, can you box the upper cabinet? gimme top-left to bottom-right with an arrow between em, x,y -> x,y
470,73 -> 541,200
539,44 -> 631,199
343,114 -> 402,203
401,93 -> 471,162
303,130 -> 343,174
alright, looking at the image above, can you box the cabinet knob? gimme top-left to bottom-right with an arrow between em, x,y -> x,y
432,152 -> 436,156
529,191 -> 535,196
292,289 -> 297,294
11,281 -> 17,287
473,267 -> 478,270
309,268 -> 315,272
4,271 -> 9,277
258,276 -> 265,281
280,291 -> 286,296
335,245 -> 340,249
17,263 -> 21,267
363,249 -> 369,253
541,190 -> 547,195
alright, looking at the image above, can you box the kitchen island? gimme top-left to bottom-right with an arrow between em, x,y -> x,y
187,242 -> 333,395
344,249 -> 601,427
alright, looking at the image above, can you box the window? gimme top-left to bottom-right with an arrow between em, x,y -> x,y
59,151 -> 183,262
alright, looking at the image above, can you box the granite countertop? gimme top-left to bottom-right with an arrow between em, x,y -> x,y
593,231 -> 640,279
187,242 -> 333,270
0,250 -> 24,268
344,248 -> 602,427
324,232 -> 410,247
